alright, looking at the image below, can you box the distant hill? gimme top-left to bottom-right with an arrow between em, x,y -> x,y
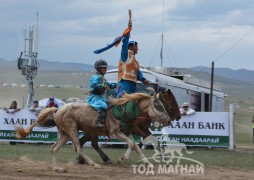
0,58 -> 95,72
0,58 -> 253,84
38,59 -> 95,71
1,58 -> 254,98
191,66 -> 254,83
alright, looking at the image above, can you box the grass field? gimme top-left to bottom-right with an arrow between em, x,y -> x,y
0,143 -> 253,170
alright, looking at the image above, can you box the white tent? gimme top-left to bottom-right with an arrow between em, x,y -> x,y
38,98 -> 66,108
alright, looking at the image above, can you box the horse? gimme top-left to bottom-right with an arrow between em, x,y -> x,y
78,89 -> 181,164
15,92 -> 171,172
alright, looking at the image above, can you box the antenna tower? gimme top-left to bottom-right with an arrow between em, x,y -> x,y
160,0 -> 165,67
17,11 -> 39,108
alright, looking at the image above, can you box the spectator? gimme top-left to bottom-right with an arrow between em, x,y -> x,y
46,97 -> 58,108
3,100 -> 21,145
180,102 -> 195,116
3,100 -> 21,114
28,100 -> 42,116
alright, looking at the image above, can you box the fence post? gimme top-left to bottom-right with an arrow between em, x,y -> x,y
229,104 -> 235,150
252,115 -> 254,144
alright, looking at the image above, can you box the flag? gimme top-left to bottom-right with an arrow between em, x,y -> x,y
93,27 -> 131,54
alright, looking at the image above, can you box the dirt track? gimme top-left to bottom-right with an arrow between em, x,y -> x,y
0,157 -> 253,180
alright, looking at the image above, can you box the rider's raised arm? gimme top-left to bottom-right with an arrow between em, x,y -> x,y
121,18 -> 132,62
120,34 -> 130,62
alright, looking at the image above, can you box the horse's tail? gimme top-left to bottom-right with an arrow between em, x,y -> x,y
15,107 -> 58,139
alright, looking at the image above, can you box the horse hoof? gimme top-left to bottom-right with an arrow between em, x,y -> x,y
117,158 -> 124,164
94,163 -> 101,169
77,157 -> 87,164
116,160 -> 122,165
104,159 -> 113,164
53,167 -> 67,173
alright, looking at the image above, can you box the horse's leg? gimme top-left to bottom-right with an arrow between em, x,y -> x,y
51,129 -> 69,173
132,126 -> 149,149
91,135 -> 112,164
129,134 -> 153,167
78,133 -> 92,164
68,129 -> 101,169
78,134 -> 112,164
114,132 -> 134,163
79,132 -> 91,147
142,134 -> 165,159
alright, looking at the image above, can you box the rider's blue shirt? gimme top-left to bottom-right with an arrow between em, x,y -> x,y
87,73 -> 116,111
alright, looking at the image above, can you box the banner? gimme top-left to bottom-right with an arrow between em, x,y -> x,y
0,109 -> 57,143
94,112 -> 230,147
0,110 -> 230,147
150,112 -> 229,147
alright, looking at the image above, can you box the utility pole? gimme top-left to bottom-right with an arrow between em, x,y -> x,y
209,61 -> 214,112
252,115 -> 254,144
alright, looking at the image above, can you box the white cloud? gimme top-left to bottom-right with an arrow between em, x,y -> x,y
1,0 -> 254,70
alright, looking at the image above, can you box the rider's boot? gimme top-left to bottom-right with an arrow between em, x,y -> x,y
96,109 -> 107,128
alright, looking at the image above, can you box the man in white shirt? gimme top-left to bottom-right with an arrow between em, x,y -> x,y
29,100 -> 42,116
180,102 -> 195,116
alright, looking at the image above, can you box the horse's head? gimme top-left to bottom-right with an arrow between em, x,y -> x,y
142,94 -> 171,127
158,89 -> 181,121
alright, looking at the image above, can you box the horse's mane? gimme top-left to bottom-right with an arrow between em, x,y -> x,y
109,92 -> 151,105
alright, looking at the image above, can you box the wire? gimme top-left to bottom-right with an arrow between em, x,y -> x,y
148,38 -> 161,67
139,36 -> 160,53
213,26 -> 254,64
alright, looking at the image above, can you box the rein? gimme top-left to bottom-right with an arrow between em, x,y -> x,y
136,97 -> 167,122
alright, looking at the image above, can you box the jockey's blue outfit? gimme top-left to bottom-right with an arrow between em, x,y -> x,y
87,74 -> 116,111
87,59 -> 117,128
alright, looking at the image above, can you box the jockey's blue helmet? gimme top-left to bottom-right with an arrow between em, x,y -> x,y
128,40 -> 138,46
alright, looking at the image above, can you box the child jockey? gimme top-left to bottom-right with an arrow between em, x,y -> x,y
87,59 -> 117,128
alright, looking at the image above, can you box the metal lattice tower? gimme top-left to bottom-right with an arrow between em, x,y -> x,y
17,12 -> 39,108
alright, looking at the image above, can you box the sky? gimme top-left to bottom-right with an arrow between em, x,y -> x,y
0,0 -> 254,70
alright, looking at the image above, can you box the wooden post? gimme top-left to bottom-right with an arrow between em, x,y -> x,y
209,61 -> 214,112
252,115 -> 254,144
229,104 -> 235,150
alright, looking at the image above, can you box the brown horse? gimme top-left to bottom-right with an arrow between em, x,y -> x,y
15,92 -> 171,172
78,89 -> 181,164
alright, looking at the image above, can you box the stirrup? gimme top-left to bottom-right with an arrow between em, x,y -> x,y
96,122 -> 105,128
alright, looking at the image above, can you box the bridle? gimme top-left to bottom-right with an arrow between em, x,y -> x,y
136,95 -> 169,125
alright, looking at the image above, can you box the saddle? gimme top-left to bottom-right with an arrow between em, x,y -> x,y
111,101 -> 142,133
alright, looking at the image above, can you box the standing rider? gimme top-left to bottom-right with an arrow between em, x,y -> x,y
87,59 -> 117,128
117,20 -> 149,97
